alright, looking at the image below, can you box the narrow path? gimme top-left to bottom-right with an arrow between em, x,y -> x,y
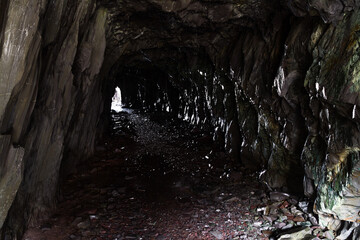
23,111 -> 314,240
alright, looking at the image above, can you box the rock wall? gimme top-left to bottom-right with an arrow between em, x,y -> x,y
302,11 -> 360,228
0,1 -> 107,238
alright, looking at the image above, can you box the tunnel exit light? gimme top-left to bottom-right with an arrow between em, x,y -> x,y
111,87 -> 123,112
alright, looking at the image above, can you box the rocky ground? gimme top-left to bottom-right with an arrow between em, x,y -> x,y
23,110 -> 336,240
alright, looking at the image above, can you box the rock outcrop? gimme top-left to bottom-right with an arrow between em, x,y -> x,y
0,1 -> 107,238
0,0 -> 360,238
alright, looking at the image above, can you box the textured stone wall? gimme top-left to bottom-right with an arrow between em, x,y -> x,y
0,1 -> 107,238
302,11 -> 360,227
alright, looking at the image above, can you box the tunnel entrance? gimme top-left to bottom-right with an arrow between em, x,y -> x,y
111,87 -> 123,113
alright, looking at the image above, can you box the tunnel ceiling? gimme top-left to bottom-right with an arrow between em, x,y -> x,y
100,0 -> 358,66
102,0 -> 280,65
1,0 -> 360,238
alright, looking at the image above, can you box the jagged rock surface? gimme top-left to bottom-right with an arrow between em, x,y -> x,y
0,1 -> 107,238
0,0 -> 360,239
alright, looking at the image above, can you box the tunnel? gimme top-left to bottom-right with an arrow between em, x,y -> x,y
1,0 -> 360,239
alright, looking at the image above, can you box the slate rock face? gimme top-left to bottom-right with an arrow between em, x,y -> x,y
0,136 -> 24,229
0,1 -> 107,238
302,10 -> 360,226
0,0 -> 360,238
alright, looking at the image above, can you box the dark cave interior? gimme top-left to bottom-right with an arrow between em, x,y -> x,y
1,0 -> 360,239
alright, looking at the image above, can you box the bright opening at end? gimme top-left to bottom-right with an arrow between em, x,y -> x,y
111,87 -> 123,112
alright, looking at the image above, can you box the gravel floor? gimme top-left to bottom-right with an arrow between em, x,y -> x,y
23,110 -> 322,240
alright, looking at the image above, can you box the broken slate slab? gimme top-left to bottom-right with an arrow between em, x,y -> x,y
277,226 -> 313,240
269,192 -> 290,201
77,221 -> 90,229
210,230 -> 223,239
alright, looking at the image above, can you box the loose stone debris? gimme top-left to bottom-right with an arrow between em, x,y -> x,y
23,111 -> 360,240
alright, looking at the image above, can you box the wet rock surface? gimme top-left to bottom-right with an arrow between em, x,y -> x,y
23,110 -> 338,240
